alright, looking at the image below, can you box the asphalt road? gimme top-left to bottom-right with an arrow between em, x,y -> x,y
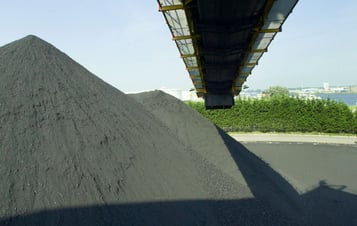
239,142 -> 357,194
234,140 -> 357,225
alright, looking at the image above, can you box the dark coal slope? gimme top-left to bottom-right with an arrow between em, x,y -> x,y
131,91 -> 306,224
0,35 -> 235,225
131,91 -> 244,181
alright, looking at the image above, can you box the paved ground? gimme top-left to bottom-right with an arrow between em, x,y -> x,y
230,133 -> 357,145
235,140 -> 357,225
240,142 -> 357,193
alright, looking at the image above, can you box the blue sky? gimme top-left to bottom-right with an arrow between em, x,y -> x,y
1,0 -> 356,92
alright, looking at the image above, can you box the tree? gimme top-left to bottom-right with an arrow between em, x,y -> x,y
263,86 -> 289,97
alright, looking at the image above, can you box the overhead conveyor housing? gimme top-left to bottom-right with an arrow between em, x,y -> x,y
158,0 -> 298,109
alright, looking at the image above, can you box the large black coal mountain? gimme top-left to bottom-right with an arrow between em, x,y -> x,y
0,35 -> 241,225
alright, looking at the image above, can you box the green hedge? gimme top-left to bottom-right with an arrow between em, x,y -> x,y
187,97 -> 357,134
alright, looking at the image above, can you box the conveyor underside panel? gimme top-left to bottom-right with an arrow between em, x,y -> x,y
158,0 -> 298,108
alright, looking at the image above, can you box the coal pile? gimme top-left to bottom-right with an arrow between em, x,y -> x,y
0,35 -> 224,225
0,35 -> 303,225
131,91 -> 307,222
131,91 -> 249,184
132,91 -> 357,226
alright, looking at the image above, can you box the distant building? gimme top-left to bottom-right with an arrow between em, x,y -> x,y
160,88 -> 203,102
160,88 -> 182,100
323,82 -> 329,91
330,87 -> 347,93
350,86 -> 357,93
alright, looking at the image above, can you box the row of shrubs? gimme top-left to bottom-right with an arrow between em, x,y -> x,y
187,97 -> 357,134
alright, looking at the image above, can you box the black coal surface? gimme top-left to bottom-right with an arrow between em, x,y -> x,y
0,35 -> 223,225
0,35 -> 305,225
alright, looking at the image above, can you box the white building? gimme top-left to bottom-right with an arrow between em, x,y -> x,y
323,82 -> 330,91
160,88 -> 203,102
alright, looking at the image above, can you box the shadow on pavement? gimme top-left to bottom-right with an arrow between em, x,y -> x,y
1,128 -> 356,226
0,198 -> 300,226
216,126 -> 357,226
